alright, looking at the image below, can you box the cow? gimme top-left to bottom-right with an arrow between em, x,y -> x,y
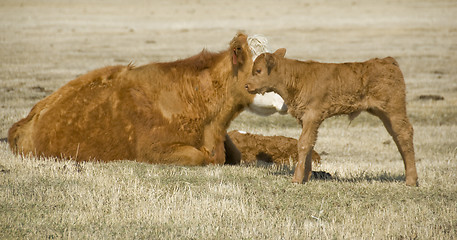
228,130 -> 320,165
8,33 -> 256,165
245,48 -> 418,186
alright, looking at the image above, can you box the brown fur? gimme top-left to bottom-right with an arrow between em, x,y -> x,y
228,130 -> 320,165
246,49 -> 418,186
8,33 -> 255,165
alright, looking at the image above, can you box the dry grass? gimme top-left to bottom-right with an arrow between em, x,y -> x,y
1,0 -> 457,239
1,132 -> 456,239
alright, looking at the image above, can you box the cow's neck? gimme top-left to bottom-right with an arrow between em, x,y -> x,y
218,51 -> 252,119
206,50 -> 252,134
198,50 -> 252,161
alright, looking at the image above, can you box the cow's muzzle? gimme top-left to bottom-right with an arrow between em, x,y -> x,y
245,84 -> 257,94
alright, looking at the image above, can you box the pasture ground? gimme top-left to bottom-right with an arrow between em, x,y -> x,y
1,0 -> 456,239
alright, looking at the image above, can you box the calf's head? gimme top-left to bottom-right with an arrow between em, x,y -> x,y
245,48 -> 286,94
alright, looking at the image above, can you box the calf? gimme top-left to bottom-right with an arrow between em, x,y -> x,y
228,130 -> 320,165
245,49 -> 418,186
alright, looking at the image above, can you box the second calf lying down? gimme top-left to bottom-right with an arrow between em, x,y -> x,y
245,48 -> 418,186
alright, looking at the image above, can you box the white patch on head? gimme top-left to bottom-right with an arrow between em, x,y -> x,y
247,35 -> 271,61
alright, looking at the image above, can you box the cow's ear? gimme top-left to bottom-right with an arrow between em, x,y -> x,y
232,45 -> 246,66
273,48 -> 286,58
265,53 -> 275,75
229,34 -> 248,76
231,47 -> 242,77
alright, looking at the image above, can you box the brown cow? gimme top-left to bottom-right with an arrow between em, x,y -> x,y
8,33 -> 255,165
246,49 -> 418,186
228,130 -> 321,165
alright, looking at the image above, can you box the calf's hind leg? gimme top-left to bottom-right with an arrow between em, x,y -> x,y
372,109 -> 418,186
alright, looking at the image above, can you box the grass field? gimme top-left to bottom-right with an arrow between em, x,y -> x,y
1,0 -> 456,239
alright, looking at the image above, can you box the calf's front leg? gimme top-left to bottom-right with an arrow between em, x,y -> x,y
292,113 -> 321,184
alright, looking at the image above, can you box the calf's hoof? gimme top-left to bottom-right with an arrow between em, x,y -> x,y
406,178 -> 419,187
291,178 -> 302,184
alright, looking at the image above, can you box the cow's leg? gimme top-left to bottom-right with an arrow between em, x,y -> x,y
165,144 -> 213,166
213,138 -> 227,165
372,109 -> 418,186
201,124 -> 227,165
293,113 -> 321,184
224,134 -> 241,165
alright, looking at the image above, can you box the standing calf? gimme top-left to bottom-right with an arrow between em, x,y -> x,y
245,49 -> 418,186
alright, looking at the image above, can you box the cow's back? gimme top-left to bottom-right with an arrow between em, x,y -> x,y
363,57 -> 406,106
9,33 -> 255,164
8,65 -> 138,161
8,60 -> 237,162
297,57 -> 405,119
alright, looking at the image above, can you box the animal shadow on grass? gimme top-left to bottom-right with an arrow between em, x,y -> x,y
0,137 -> 7,143
333,171 -> 406,184
254,161 -> 405,183
253,161 -> 333,181
0,164 -> 10,174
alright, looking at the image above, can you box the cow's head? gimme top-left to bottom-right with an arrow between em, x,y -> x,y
230,33 -> 252,77
245,48 -> 286,94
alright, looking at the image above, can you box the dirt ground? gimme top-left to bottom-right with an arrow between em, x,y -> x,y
1,0 -> 456,138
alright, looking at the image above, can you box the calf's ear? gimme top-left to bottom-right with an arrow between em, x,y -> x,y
265,54 -> 275,75
273,48 -> 286,58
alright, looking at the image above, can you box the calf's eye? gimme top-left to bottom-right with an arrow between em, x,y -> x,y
256,69 -> 261,74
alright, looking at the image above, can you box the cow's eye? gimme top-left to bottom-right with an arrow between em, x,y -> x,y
256,69 -> 261,74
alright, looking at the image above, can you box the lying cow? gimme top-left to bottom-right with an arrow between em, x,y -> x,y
228,130 -> 320,165
245,48 -> 418,186
8,33 -> 256,165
